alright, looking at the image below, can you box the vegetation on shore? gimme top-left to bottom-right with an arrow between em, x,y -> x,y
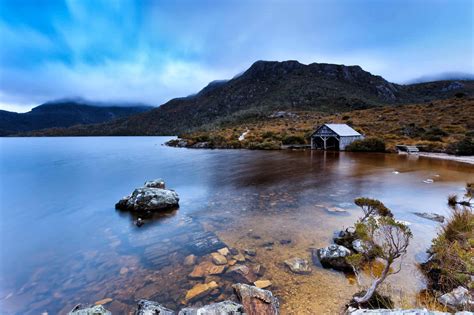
178,97 -> 474,154
422,183 -> 474,293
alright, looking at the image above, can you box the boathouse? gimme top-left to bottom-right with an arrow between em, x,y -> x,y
311,123 -> 363,150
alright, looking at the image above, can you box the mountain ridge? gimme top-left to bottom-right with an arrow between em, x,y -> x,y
0,101 -> 153,136
7,60 -> 474,136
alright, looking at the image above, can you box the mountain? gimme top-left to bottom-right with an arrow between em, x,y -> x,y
0,101 -> 153,136
18,60 -> 474,136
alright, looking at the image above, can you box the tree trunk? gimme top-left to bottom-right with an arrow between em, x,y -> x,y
354,260 -> 391,304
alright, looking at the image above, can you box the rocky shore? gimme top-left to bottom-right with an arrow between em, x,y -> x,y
69,283 -> 279,315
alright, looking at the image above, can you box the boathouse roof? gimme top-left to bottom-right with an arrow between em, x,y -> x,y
313,124 -> 362,137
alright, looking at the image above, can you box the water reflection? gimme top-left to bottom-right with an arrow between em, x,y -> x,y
0,137 -> 472,314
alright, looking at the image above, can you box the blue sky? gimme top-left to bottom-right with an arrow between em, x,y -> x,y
0,0 -> 472,112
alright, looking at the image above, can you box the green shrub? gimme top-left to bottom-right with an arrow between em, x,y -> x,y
446,137 -> 474,156
281,134 -> 306,145
346,137 -> 386,152
424,206 -> 474,291
246,140 -> 280,150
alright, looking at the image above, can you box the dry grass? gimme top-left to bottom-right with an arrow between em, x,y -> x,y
184,97 -> 474,152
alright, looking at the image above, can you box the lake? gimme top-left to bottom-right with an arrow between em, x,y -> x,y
0,137 -> 472,314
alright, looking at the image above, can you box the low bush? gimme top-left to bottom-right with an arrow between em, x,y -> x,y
281,134 -> 306,145
422,205 -> 474,291
446,137 -> 474,156
346,137 -> 386,152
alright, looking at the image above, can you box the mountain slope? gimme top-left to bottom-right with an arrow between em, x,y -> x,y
0,101 -> 153,135
20,61 -> 474,136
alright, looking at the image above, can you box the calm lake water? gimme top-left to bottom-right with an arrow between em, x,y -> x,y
0,137 -> 472,314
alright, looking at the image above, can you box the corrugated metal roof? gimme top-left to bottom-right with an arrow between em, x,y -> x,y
324,124 -> 361,136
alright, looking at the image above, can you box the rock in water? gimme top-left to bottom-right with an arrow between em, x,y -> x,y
233,283 -> 279,315
437,286 -> 474,311
284,257 -> 312,274
184,281 -> 219,303
333,228 -> 357,249
143,179 -> 166,189
116,187 -> 179,212
183,254 -> 197,266
226,265 -> 257,283
178,301 -> 244,314
68,304 -> 111,315
188,261 -> 227,278
211,252 -> 228,265
135,299 -> 175,315
313,244 -> 352,271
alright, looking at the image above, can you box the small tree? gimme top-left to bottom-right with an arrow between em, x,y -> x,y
354,197 -> 393,222
348,216 -> 412,304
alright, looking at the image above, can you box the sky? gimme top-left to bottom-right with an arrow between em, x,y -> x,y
0,0 -> 473,112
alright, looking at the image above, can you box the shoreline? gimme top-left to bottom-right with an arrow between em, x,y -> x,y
417,152 -> 474,165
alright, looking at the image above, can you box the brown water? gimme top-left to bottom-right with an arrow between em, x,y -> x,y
0,137 -> 472,314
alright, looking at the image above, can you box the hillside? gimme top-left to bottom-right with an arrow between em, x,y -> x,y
175,97 -> 474,152
0,101 -> 153,136
21,61 -> 474,136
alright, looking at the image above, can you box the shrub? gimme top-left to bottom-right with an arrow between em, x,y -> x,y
281,134 -> 306,145
246,140 -> 280,150
446,137 -> 474,156
262,131 -> 276,139
349,216 -> 412,304
423,189 -> 474,292
346,138 -> 386,152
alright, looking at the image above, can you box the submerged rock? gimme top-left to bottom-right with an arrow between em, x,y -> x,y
211,252 -> 228,265
184,281 -> 219,303
116,187 -> 179,212
284,257 -> 312,274
413,212 -> 445,223
189,261 -> 227,278
437,286 -> 474,311
135,299 -> 175,315
183,254 -> 197,266
68,304 -> 111,315
313,244 -> 352,271
178,301 -> 244,314
226,265 -> 257,283
233,283 -> 279,315
217,247 -> 230,256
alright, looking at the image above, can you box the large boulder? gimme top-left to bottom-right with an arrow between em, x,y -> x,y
233,283 -> 279,315
116,186 -> 179,212
135,299 -> 175,315
178,301 -> 244,314
313,244 -> 352,271
68,304 -> 111,315
437,286 -> 474,311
